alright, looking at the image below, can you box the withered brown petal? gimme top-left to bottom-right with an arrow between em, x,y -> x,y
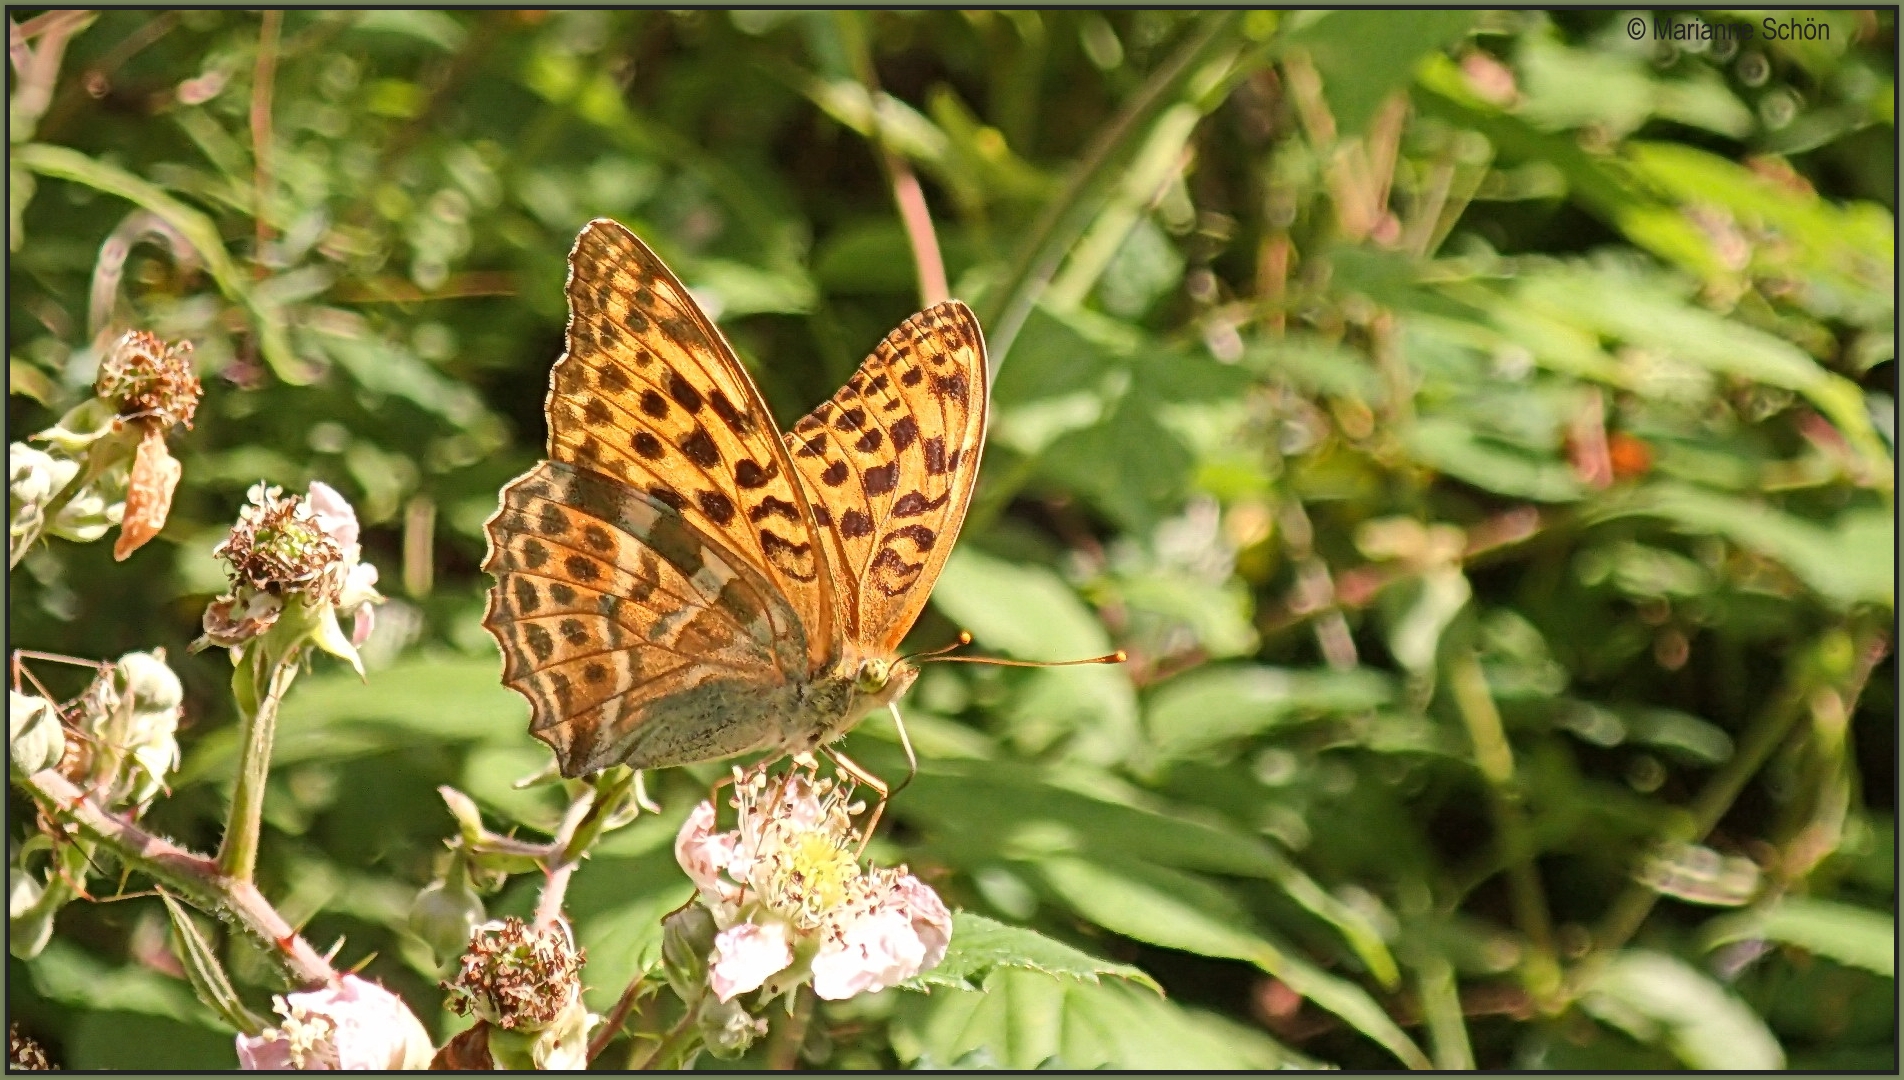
114,424 -> 182,561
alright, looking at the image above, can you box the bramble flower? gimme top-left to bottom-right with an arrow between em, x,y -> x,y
443,917 -> 597,1070
674,768 -> 952,1006
197,482 -> 382,668
234,975 -> 433,1070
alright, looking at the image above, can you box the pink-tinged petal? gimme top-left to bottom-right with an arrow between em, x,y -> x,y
674,801 -> 740,905
237,975 -> 433,1070
811,909 -> 925,1001
893,873 -> 953,972
323,976 -> 434,1068
350,604 -> 375,647
234,1032 -> 299,1070
811,875 -> 953,1001
306,481 -> 360,552
710,921 -> 794,1003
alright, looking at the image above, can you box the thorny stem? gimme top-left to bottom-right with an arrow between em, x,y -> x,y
1588,626 -> 1890,958
586,971 -> 651,1064
1447,648 -> 1560,1005
21,767 -> 336,986
532,791 -> 598,931
533,768 -> 635,930
216,649 -> 299,882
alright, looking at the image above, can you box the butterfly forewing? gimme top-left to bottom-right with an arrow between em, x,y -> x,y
483,460 -> 804,774
549,220 -> 836,666
783,301 -> 988,653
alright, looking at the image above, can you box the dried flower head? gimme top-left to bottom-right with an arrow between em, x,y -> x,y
235,975 -> 433,1070
445,917 -> 586,1032
94,330 -> 201,430
213,483 -> 345,600
8,1024 -> 56,1070
675,767 -> 952,1004
197,482 -> 381,665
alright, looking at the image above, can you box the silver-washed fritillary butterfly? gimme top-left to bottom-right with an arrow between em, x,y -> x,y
481,219 -> 990,782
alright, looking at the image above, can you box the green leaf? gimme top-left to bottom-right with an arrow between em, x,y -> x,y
176,653 -> 527,786
25,939 -> 223,1029
1702,897 -> 1895,977
578,892 -> 685,1013
1407,417 -> 1586,502
1285,10 -> 1478,133
1035,856 -> 1428,1069
13,143 -> 298,381
894,967 -> 1311,1070
906,911 -> 1158,993
1144,664 -> 1395,761
161,892 -> 268,1036
1580,949 -> 1784,1070
1595,483 -> 1894,609
930,551 -> 1136,764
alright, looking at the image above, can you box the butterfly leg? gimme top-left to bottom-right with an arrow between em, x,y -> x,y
887,701 -> 919,799
820,746 -> 888,855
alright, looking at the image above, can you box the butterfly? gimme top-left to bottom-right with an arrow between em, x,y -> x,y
481,219 -> 994,786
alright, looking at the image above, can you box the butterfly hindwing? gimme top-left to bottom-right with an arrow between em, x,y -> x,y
549,219 -> 837,668
784,300 -> 988,654
483,460 -> 806,775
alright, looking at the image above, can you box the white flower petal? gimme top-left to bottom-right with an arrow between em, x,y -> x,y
709,921 -> 794,1003
236,974 -> 432,1070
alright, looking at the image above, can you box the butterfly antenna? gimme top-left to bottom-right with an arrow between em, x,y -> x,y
899,630 -> 973,664
920,650 -> 1127,668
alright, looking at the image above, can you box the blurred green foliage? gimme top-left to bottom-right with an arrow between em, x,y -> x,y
7,8 -> 1895,1070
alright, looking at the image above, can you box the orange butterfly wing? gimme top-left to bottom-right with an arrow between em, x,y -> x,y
547,219 -> 837,665
783,301 -> 989,654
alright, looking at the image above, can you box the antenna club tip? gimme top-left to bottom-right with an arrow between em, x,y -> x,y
958,630 -> 973,645
1111,650 -> 1128,663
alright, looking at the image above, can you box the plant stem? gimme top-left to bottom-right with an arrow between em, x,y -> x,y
249,9 -> 281,250
980,10 -> 1243,373
22,767 -> 335,986
216,649 -> 298,882
586,971 -> 650,1064
765,986 -> 815,1070
630,1004 -> 702,1070
1447,647 -> 1559,1003
1590,626 -> 1888,956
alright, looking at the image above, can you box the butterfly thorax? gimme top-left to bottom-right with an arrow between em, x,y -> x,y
781,653 -> 918,754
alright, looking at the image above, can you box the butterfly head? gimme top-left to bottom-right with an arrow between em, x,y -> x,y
851,655 -> 917,706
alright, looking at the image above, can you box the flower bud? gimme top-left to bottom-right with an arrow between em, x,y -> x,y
105,651 -> 183,813
8,444 -> 61,510
698,997 -> 769,1059
410,877 -> 486,969
9,691 -> 66,779
662,903 -> 718,1004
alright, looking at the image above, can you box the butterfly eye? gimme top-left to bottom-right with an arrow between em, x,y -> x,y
854,658 -> 891,693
